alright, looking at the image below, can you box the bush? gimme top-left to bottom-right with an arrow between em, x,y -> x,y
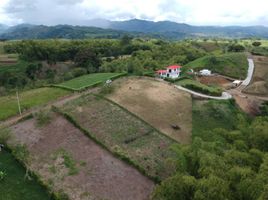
0,171 -> 7,181
100,84 -> 115,95
0,128 -> 10,145
71,68 -> 87,78
35,110 -> 52,127
183,83 -> 222,96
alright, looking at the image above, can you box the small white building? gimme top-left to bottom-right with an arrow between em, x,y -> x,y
199,69 -> 212,76
232,80 -> 242,87
157,65 -> 182,79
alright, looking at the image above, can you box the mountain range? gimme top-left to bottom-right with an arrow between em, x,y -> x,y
1,19 -> 268,40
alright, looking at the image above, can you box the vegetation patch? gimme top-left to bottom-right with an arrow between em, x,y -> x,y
53,73 -> 126,91
192,99 -> 243,141
0,87 -> 70,120
185,53 -> 248,79
0,150 -> 52,200
176,79 -> 223,96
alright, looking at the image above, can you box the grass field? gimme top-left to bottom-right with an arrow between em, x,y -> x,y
0,150 -> 51,200
185,53 -> 248,79
61,94 -> 176,181
176,79 -> 223,96
192,100 -> 241,141
244,56 -> 268,96
54,73 -> 125,91
0,87 -> 70,120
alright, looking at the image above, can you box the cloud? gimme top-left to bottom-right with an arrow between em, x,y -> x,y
1,0 -> 268,26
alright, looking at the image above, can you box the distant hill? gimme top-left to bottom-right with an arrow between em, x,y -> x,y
0,24 -> 9,35
0,24 -> 133,40
1,19 -> 268,40
108,19 -> 268,39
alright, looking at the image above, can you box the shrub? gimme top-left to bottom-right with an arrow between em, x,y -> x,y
0,128 -> 10,145
0,171 -> 7,181
35,110 -> 52,127
71,67 -> 87,77
100,84 -> 115,95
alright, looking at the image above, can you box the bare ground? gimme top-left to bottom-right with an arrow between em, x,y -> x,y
108,77 -> 192,144
197,76 -> 232,89
243,56 -> 268,96
9,114 -> 154,200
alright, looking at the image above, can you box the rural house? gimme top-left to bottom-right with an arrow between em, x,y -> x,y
157,65 -> 182,79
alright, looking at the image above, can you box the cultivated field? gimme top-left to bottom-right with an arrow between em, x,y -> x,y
0,87 -> 70,121
108,77 -> 192,143
9,113 -> 154,200
0,150 -> 51,200
61,94 -> 176,180
54,73 -> 124,91
243,56 -> 268,96
197,76 -> 232,89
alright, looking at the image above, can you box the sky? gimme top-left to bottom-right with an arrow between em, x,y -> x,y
0,0 -> 268,26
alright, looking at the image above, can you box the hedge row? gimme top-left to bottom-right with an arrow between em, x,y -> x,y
182,83 -> 222,96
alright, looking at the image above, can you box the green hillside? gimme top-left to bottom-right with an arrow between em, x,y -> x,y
185,53 -> 248,79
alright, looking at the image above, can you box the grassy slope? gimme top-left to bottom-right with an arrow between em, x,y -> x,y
0,150 -> 51,200
192,100 -> 241,141
56,73 -> 123,90
185,53 -> 248,79
0,87 -> 70,120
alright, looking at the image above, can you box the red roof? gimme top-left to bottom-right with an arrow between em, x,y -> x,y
156,70 -> 167,74
167,65 -> 182,69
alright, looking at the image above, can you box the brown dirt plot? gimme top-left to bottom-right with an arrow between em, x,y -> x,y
197,76 -> 231,89
108,77 -> 192,144
9,114 -> 154,200
243,56 -> 268,96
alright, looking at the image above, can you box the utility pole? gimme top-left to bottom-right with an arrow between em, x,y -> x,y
16,88 -> 22,116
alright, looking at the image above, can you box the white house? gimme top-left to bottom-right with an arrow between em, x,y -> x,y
157,65 -> 182,79
199,69 -> 212,76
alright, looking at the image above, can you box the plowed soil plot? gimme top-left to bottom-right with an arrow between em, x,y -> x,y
107,77 -> 192,143
61,94 -> 176,180
197,76 -> 231,89
10,114 -> 154,200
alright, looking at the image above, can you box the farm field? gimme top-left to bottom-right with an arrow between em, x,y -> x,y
243,56 -> 268,96
9,113 -> 154,200
197,75 -> 232,89
185,52 -> 248,79
0,150 -> 51,200
0,87 -> 70,121
192,99 -> 241,141
61,94 -> 176,180
54,73 -> 124,90
108,77 -> 192,143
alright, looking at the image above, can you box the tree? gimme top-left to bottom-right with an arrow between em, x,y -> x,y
228,44 -> 245,52
74,48 -> 101,72
194,175 -> 230,200
153,173 -> 197,200
252,41 -> 262,47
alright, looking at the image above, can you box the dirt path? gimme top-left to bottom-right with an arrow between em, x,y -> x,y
9,114 -> 154,200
